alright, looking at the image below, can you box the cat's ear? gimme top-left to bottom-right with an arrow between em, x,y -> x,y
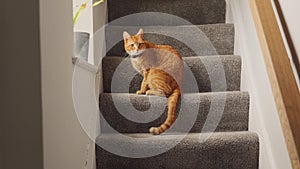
123,31 -> 131,40
137,28 -> 144,38
137,28 -> 144,35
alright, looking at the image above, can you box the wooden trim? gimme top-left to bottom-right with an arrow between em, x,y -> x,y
273,0 -> 300,80
249,0 -> 300,168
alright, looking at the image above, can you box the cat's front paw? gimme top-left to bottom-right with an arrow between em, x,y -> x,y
145,90 -> 152,95
136,90 -> 145,95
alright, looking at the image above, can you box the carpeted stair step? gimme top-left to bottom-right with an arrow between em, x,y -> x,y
106,24 -> 234,56
107,0 -> 226,25
99,91 -> 249,133
102,55 -> 241,93
96,131 -> 259,169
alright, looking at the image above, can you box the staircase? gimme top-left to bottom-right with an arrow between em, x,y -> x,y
96,0 -> 259,168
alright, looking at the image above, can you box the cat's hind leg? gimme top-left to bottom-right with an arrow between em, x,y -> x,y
146,69 -> 172,97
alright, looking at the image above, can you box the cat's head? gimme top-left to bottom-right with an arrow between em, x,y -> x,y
123,28 -> 146,58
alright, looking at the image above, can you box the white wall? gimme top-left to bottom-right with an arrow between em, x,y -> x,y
73,0 -> 94,64
227,0 -> 292,168
93,0 -> 107,94
73,0 -> 107,67
1,0 -> 104,168
93,0 -> 107,68
39,0 -> 98,169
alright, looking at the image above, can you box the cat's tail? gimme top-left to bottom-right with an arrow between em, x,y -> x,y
149,88 -> 181,135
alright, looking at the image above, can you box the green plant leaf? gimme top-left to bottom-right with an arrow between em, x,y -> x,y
92,0 -> 104,7
73,3 -> 87,25
73,8 -> 83,25
73,0 -> 105,26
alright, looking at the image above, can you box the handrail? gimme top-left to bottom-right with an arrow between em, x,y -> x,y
249,0 -> 300,168
272,0 -> 300,81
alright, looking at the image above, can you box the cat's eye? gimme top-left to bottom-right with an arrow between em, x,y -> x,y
130,44 -> 134,47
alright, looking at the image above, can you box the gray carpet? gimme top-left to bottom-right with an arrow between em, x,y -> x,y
107,0 -> 226,25
106,24 -> 235,57
96,132 -> 259,169
100,92 -> 249,133
102,55 -> 241,93
97,0 -> 259,168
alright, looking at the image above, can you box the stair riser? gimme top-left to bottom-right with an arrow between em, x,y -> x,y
105,25 -> 234,56
102,56 -> 241,93
107,0 -> 226,26
98,1 -> 259,168
96,132 -> 259,169
100,92 -> 249,133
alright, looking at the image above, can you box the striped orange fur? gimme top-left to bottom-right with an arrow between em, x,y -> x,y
123,29 -> 184,135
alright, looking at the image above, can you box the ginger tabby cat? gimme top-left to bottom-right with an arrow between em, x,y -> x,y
123,29 -> 184,135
